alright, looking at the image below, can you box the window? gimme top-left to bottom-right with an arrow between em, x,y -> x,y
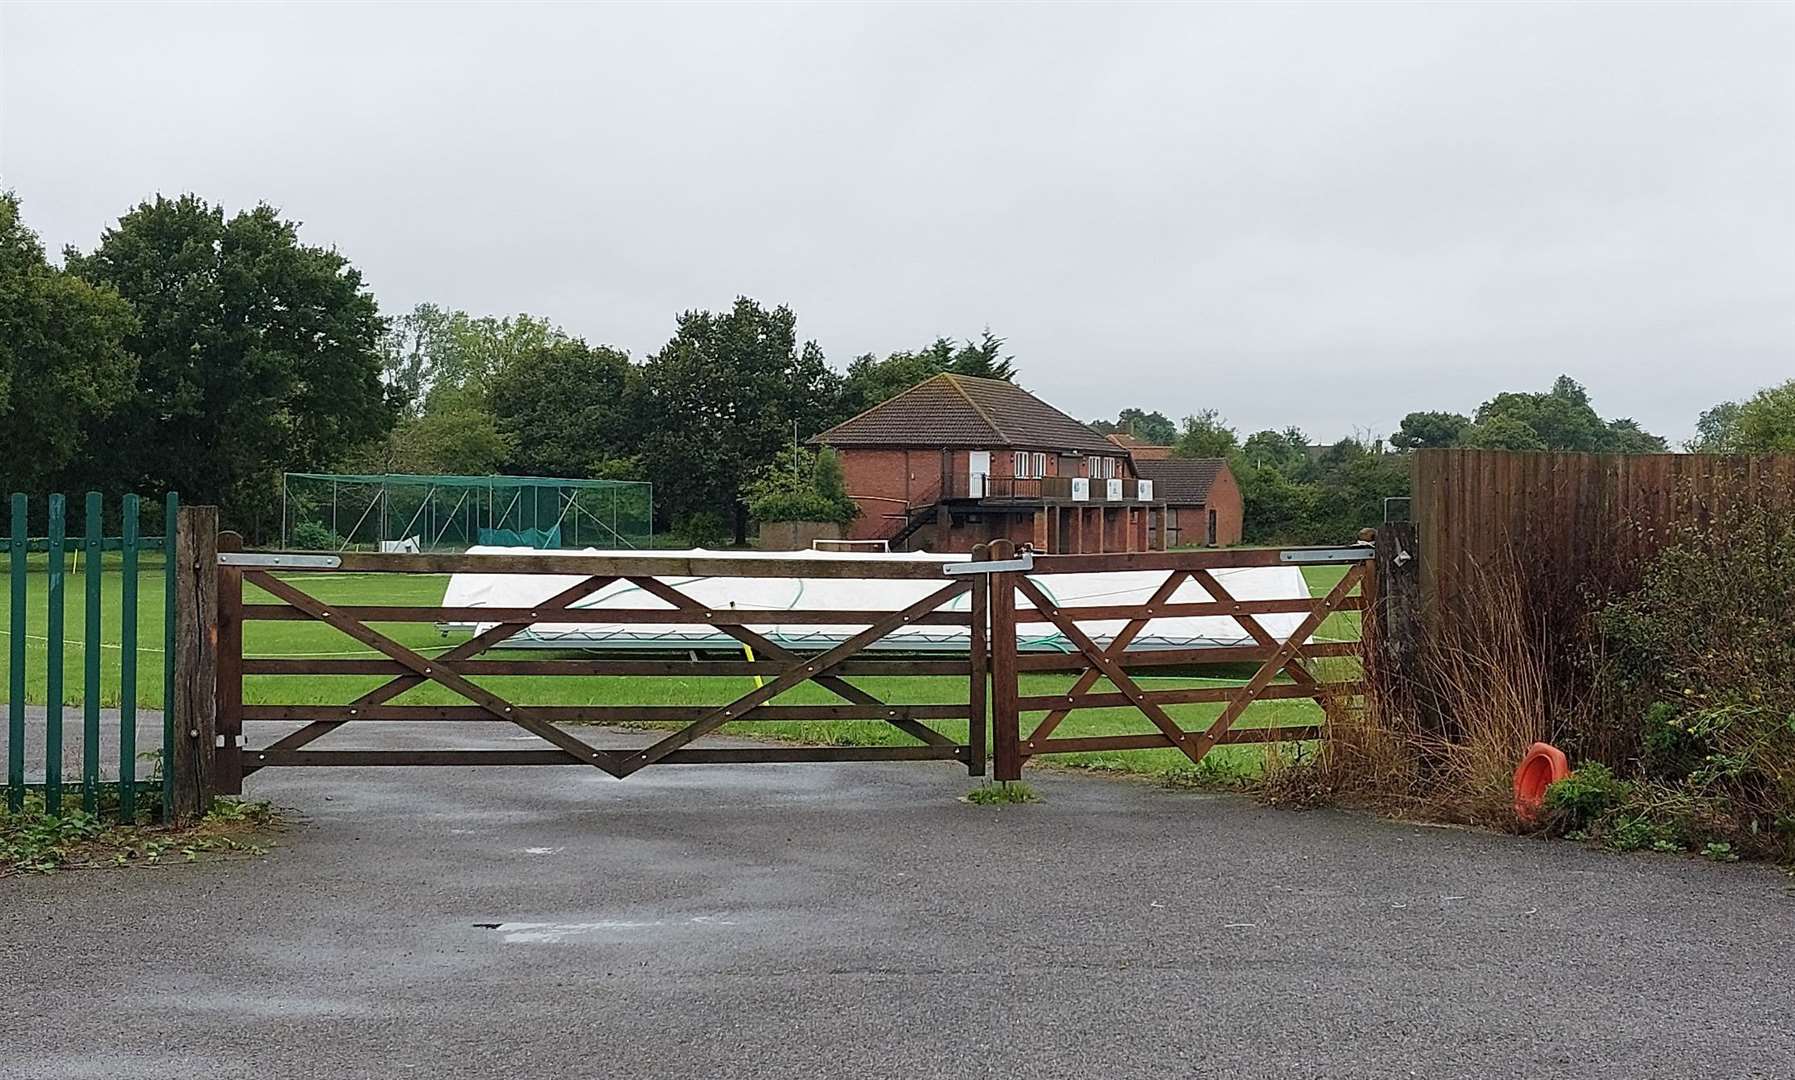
1085,455 -> 1118,479
1013,451 -> 1048,478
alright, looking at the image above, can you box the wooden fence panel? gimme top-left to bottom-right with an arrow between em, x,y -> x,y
1412,449 -> 1795,621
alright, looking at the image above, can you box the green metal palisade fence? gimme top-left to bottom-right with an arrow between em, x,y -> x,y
3,492 -> 178,820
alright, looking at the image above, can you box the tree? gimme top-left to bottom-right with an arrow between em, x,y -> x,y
1461,374 -> 1664,453
951,329 -> 1016,381
1234,463 -> 1315,543
488,339 -> 638,477
1172,410 -> 1239,459
379,305 -> 565,414
1604,418 -> 1669,454
1301,438 -> 1409,542
0,193 -> 137,494
345,385 -> 514,475
636,297 -> 841,542
1462,414 -> 1547,451
743,445 -> 858,524
1240,427 -> 1309,472
1090,408 -> 1176,445
834,330 -> 1018,418
1390,410 -> 1470,451
66,195 -> 394,536
1726,380 -> 1795,452
1689,401 -> 1744,452
379,303 -> 456,417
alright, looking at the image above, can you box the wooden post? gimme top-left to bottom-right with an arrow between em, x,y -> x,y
215,530 -> 245,796
967,547 -> 989,777
171,506 -> 219,825
988,539 -> 1022,781
1372,522 -> 1426,735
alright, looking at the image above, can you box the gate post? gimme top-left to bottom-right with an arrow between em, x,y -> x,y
171,506 -> 219,825
987,540 -> 1022,781
215,531 -> 245,796
966,544 -> 988,777
1372,522 -> 1426,733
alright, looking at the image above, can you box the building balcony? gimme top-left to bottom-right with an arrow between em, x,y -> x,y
945,474 -> 1160,504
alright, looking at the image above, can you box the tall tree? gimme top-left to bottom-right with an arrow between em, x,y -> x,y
66,195 -> 394,536
0,193 -> 138,494
379,304 -> 565,414
1389,410 -> 1470,451
1090,407 -> 1177,445
835,329 -> 1018,418
1240,427 -> 1310,472
951,329 -> 1016,381
1689,401 -> 1744,452
637,297 -> 840,542
1171,410 -> 1240,459
1695,380 -> 1795,452
1460,375 -> 1664,452
488,339 -> 639,478
379,302 -> 456,417
345,385 -> 514,475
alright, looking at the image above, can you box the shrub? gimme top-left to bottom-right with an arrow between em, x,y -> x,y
1544,763 -> 1631,830
744,446 -> 859,525
669,511 -> 730,548
290,521 -> 342,551
1595,507 -> 1795,861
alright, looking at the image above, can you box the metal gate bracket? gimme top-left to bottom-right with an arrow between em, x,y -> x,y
943,552 -> 1034,576
219,553 -> 342,568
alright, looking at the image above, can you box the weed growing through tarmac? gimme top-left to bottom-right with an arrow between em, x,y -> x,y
966,781 -> 1038,806
0,796 -> 279,876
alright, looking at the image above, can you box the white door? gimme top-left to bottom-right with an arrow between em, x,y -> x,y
968,451 -> 990,498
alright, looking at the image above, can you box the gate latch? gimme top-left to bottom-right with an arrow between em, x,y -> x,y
943,551 -> 1035,576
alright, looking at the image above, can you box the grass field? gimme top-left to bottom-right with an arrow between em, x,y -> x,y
0,558 -> 1357,780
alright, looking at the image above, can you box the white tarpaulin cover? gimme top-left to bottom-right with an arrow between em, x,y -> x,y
441,547 -> 1316,653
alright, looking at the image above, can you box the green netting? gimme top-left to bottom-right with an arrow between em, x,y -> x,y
281,472 -> 652,552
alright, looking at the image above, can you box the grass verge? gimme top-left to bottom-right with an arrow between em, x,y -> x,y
0,796 -> 280,876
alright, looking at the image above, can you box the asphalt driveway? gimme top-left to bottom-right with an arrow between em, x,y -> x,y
2,717 -> 1791,1079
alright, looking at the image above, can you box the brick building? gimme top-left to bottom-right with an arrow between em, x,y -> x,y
810,373 -> 1168,553
1129,457 -> 1243,547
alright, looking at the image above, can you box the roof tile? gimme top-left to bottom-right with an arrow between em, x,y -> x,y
1132,458 -> 1226,504
813,373 -> 1117,453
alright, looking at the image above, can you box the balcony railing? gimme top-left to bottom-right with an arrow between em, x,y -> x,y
947,474 -> 1157,503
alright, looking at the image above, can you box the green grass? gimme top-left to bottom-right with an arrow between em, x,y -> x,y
0,558 -> 1364,781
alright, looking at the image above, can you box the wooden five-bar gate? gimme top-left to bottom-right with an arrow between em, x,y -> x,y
180,510 -> 1371,799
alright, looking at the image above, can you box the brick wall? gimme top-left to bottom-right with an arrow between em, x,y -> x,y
835,447 -> 947,541
1208,464 -> 1244,546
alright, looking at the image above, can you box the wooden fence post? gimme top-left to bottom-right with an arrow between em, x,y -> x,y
966,543 -> 989,777
987,539 -> 1022,781
171,506 -> 219,825
1372,522 -> 1426,733
215,531 -> 245,796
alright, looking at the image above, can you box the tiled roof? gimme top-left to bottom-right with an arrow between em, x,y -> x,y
1133,458 -> 1226,505
812,373 -> 1117,453
1106,433 -> 1172,461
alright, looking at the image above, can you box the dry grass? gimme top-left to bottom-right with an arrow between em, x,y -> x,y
1316,556 -> 1575,830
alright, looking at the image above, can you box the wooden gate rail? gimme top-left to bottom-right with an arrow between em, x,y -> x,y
215,550 -> 984,789
980,539 -> 1374,781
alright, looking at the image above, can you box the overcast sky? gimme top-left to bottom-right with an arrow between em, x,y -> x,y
3,2 -> 1791,442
